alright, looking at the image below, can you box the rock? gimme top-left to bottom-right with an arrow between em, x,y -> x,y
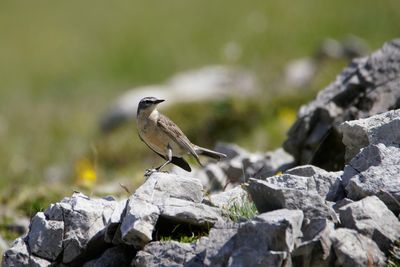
120,172 -> 222,249
208,186 -> 248,209
2,237 -> 51,267
330,229 -> 386,267
221,156 -> 244,184
214,142 -> 250,159
44,192 -> 120,264
284,57 -> 317,88
204,163 -> 229,192
134,172 -> 204,203
339,196 -> 400,252
100,66 -> 259,132
247,177 -> 337,221
157,198 -> 223,226
228,250 -> 288,267
120,197 -> 160,249
198,222 -> 239,266
27,212 -> 64,261
284,39 -> 400,170
0,234 -> 8,253
237,209 -> 303,253
342,143 -> 400,214
339,109 -> 400,162
83,246 -> 134,267
104,199 -> 127,244
199,209 -> 303,266
293,219 -> 335,267
284,165 -> 343,201
243,148 -> 295,179
133,241 -> 197,267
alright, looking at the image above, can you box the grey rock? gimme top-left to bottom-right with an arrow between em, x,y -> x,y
104,199 -> 127,244
133,241 -> 197,267
237,209 -> 303,253
208,186 -> 248,209
100,66 -> 259,132
2,238 -> 51,267
214,142 -> 250,159
284,57 -> 316,88
135,172 -> 203,203
27,212 -> 64,261
221,156 -> 244,184
339,109 -> 400,162
228,250 -> 287,267
284,39 -> 400,170
204,163 -> 229,192
342,143 -> 400,214
121,172 -> 223,250
248,178 -> 337,221
293,219 -> 335,267
339,196 -> 400,252
158,197 -> 223,226
242,148 -> 295,179
331,198 -> 354,212
198,222 -> 239,266
284,165 -> 343,201
0,234 -> 8,252
330,229 -> 386,267
120,196 -> 160,249
83,246 -> 133,267
201,210 -> 302,266
49,192 -> 119,264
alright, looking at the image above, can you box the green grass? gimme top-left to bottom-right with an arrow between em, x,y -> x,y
0,0 -> 399,221
389,241 -> 400,267
226,195 -> 258,222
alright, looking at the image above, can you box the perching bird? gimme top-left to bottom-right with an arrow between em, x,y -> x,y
137,96 -> 226,173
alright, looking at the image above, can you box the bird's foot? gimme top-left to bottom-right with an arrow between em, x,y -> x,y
144,168 -> 157,177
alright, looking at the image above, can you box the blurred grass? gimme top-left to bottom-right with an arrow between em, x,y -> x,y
0,0 -> 399,220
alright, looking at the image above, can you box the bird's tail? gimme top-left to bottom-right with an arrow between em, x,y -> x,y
194,145 -> 227,160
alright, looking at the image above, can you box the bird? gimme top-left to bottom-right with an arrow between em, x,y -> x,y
137,96 -> 226,173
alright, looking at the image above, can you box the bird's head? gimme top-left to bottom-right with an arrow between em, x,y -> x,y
137,97 -> 165,115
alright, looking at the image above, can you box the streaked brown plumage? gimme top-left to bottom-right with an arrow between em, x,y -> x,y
137,97 -> 226,172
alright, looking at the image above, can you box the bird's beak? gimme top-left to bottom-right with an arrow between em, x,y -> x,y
155,99 -> 165,104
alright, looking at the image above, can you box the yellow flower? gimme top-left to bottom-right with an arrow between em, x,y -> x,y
75,158 -> 97,188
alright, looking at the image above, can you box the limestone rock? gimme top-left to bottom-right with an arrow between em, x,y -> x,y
27,212 -> 64,261
284,39 -> 400,170
342,143 -> 400,214
339,196 -> 400,252
330,229 -> 386,267
2,238 -> 51,267
339,109 -> 400,162
133,241 -> 198,267
248,178 -> 337,221
120,197 -> 160,249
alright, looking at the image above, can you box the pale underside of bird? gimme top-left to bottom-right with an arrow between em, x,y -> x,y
136,96 -> 226,173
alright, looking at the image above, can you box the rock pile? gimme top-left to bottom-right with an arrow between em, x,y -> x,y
3,39 -> 400,267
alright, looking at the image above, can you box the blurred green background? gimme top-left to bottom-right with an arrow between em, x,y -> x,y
0,0 -> 399,234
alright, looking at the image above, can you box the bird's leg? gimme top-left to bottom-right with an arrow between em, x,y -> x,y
144,168 -> 157,177
155,146 -> 172,172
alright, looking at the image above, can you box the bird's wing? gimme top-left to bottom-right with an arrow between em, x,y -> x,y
157,114 -> 201,163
